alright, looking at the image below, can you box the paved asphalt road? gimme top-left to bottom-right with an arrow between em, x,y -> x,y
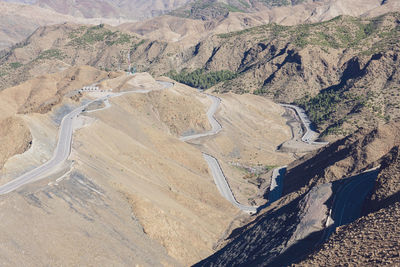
0,81 -> 171,195
180,94 -> 222,142
280,104 -> 328,145
203,154 -> 257,214
180,93 -> 258,213
0,103 -> 91,195
266,104 -> 328,207
268,166 -> 287,204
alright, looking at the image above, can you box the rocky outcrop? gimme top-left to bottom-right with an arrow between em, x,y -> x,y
195,122 -> 400,266
0,116 -> 32,169
363,142 -> 400,214
283,122 -> 400,196
297,202 -> 400,266
1,13 -> 400,140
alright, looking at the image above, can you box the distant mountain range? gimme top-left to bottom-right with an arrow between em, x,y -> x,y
1,0 -> 193,20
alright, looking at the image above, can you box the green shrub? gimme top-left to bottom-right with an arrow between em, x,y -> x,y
36,49 -> 65,60
168,69 -> 238,89
10,62 -> 23,69
294,91 -> 342,125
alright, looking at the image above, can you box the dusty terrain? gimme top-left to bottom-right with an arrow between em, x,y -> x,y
0,116 -> 32,169
297,202 -> 400,266
0,2 -> 399,265
13,0 -> 193,20
120,0 -> 400,48
0,1 -> 140,51
197,122 -> 400,266
196,92 -> 293,205
0,65 -> 109,181
2,11 -> 400,141
296,135 -> 400,266
0,71 -> 293,265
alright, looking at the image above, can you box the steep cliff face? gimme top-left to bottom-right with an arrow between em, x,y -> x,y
195,122 -> 400,266
363,142 -> 400,214
296,202 -> 400,266
297,138 -> 400,266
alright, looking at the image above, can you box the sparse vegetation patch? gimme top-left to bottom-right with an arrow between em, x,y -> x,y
168,69 -> 238,89
36,49 -> 65,60
9,62 -> 23,69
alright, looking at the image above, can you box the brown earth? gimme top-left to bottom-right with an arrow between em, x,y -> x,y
33,0 -> 192,20
196,121 -> 400,266
0,1 -> 140,51
283,122 -> 400,197
0,65 -> 109,115
2,0 -> 398,52
296,131 -> 400,266
0,65 -> 112,177
0,72 -> 293,265
0,116 -> 32,169
121,0 -> 400,48
65,77 -> 293,264
71,88 -> 234,265
0,169 -> 179,266
297,202 -> 400,266
3,12 -> 400,140
198,92 -> 293,205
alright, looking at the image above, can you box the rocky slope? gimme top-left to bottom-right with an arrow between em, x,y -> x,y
0,1 -> 141,51
169,0 -> 397,21
296,137 -> 400,266
0,65 -> 109,180
120,0 -> 400,48
0,67 -> 293,265
0,23 -> 143,90
0,116 -> 32,169
2,0 -> 193,20
169,12 -> 400,139
196,121 -> 400,266
0,1 -> 78,50
4,12 -> 400,139
1,0 -> 397,51
296,202 -> 400,266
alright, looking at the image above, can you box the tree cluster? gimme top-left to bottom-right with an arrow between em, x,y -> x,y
168,69 -> 237,89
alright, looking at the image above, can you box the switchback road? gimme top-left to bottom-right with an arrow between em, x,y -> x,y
0,81 -> 170,195
280,104 -> 329,145
181,93 -> 258,214
180,95 -> 222,142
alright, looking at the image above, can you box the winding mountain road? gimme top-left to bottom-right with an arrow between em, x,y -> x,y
264,103 -> 330,205
280,104 -> 329,145
203,154 -> 258,214
0,82 -> 170,195
181,93 -> 258,214
268,166 -> 287,204
180,95 -> 222,142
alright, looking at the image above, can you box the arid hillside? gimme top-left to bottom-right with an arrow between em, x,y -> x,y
0,65 -> 109,173
169,0 -> 398,21
0,2 -> 399,266
0,23 -> 146,90
2,0 -> 193,20
2,12 -> 400,140
158,12 -> 400,140
0,67 -> 293,265
1,0 -> 398,51
296,133 -> 400,266
196,122 -> 400,266
0,1 -> 140,51
120,0 -> 400,47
